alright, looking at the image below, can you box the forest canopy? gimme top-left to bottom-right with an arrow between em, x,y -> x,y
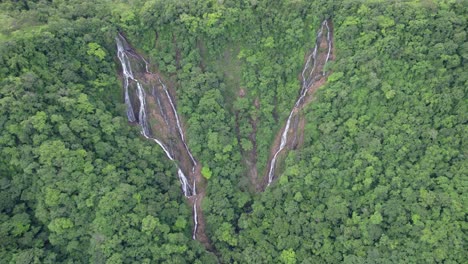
0,0 -> 466,263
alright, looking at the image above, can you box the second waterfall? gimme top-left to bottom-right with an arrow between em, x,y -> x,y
115,33 -> 203,240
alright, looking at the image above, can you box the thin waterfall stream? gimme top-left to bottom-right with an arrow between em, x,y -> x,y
159,78 -> 198,170
116,34 -> 200,237
267,20 -> 333,186
115,19 -> 333,248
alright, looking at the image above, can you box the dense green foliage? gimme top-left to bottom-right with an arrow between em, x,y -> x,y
228,2 -> 467,262
0,1 -> 214,263
1,0 -> 466,263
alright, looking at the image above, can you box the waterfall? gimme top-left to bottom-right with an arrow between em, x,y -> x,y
116,34 -> 193,197
267,20 -> 332,186
192,198 -> 198,240
323,20 -> 332,75
267,112 -> 293,184
178,169 -> 191,197
136,82 -> 150,137
116,19 -> 332,244
152,86 -> 170,127
159,78 -> 198,168
116,36 -> 137,122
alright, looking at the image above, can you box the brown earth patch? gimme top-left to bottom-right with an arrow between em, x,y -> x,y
118,34 -> 216,255
187,164 -> 215,251
259,19 -> 334,190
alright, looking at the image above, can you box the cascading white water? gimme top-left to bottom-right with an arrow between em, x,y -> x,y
323,21 -> 332,76
116,33 -> 203,239
267,20 -> 332,186
116,34 -> 193,197
116,19 -> 331,241
116,36 -> 137,122
158,78 -> 198,198
177,169 -> 191,197
136,82 -> 150,137
159,78 -> 198,168
153,86 -> 170,127
192,198 -> 198,240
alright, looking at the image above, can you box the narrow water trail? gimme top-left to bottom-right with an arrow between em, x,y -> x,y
116,34 -> 210,248
115,19 -> 333,256
192,197 -> 198,240
117,35 -> 193,196
159,78 -> 198,170
265,19 -> 333,187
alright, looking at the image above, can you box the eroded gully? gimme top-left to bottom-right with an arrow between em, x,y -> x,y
115,18 -> 333,252
116,34 -> 211,249
263,19 -> 333,188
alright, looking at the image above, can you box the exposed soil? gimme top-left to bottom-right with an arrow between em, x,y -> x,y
290,113 -> 300,149
258,19 -> 334,190
146,76 -> 216,253
259,121 -> 286,190
303,77 -> 326,105
119,19 -> 334,259
117,35 -> 216,255
145,75 -> 216,252
187,163 -> 214,250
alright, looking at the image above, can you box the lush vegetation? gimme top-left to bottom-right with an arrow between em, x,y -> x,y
0,1 -> 214,263
226,2 -> 467,262
1,0 -> 466,263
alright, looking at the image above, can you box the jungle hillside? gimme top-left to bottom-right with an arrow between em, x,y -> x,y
0,0 -> 466,263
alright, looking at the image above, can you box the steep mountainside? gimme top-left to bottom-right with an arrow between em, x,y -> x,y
0,1 -> 466,263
